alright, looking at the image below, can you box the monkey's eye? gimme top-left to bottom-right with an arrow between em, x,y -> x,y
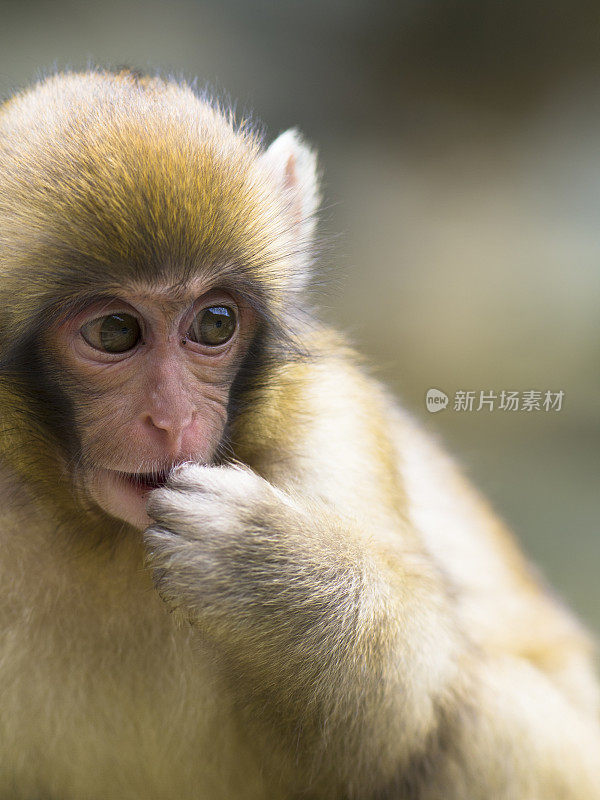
187,306 -> 236,346
80,313 -> 142,353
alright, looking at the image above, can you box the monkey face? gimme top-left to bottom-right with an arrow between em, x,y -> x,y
0,72 -> 317,528
49,280 -> 256,529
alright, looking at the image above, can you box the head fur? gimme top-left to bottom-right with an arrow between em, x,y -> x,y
0,69 -> 320,512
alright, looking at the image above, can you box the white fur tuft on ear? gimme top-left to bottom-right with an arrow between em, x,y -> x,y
261,129 -> 320,242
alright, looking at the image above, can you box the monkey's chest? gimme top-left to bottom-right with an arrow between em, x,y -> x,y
0,582 -> 276,800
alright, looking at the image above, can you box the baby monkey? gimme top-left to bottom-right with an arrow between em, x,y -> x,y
0,70 -> 598,799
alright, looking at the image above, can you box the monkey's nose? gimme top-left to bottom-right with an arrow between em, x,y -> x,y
142,410 -> 196,447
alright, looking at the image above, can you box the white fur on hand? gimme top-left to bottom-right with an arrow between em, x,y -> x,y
144,463 -> 304,625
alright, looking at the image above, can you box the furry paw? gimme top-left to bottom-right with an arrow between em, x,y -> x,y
144,463 -> 298,621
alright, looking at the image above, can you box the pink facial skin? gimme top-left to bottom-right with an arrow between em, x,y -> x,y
50,282 -> 256,529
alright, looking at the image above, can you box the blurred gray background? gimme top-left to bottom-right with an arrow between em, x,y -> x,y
1,0 -> 598,629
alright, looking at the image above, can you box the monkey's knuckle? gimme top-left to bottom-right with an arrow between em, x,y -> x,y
167,462 -> 208,488
216,466 -> 271,506
148,488 -> 213,530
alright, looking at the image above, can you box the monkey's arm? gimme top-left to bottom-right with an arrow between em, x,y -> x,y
145,461 -> 457,794
145,350 -> 600,798
145,465 -> 600,800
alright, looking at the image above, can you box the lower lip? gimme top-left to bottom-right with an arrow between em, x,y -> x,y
90,469 -> 172,529
118,474 -> 167,493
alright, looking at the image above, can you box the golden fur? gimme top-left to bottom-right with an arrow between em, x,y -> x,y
0,70 -> 598,799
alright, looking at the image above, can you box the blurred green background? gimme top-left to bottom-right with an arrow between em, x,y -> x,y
1,0 -> 598,630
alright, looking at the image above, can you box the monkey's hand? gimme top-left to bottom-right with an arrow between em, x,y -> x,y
144,462 -> 461,793
144,461 -> 366,644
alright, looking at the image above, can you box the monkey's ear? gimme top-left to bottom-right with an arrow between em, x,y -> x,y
261,129 -> 320,242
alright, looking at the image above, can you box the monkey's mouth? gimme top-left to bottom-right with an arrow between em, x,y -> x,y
116,470 -> 171,491
90,467 -> 178,529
